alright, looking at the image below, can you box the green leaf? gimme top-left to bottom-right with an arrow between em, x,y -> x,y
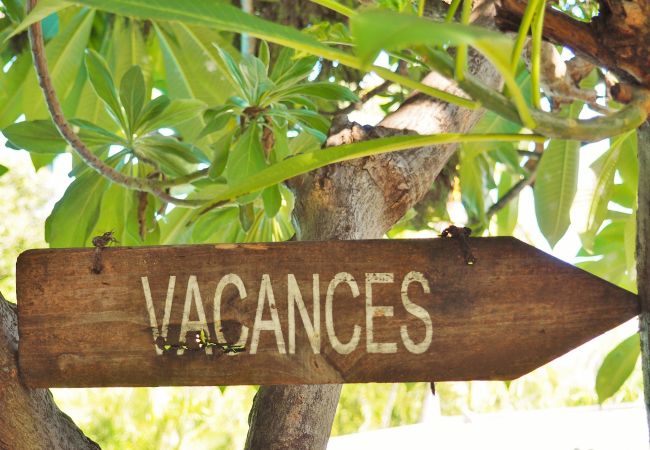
3,120 -> 67,153
611,182 -> 636,210
0,8 -> 94,127
45,170 -> 109,247
596,334 -> 640,404
282,94 -> 317,111
239,53 -> 274,103
213,45 -> 247,97
73,17 -> 148,132
577,220 -> 626,257
198,111 -> 233,139
70,118 -> 127,147
617,130 -> 638,186
624,211 -> 636,276
4,119 -> 124,154
271,50 -> 318,87
74,69 -> 118,132
496,173 -> 519,235
85,48 -> 127,130
275,82 -> 359,103
209,130 -> 234,179
534,138 -> 580,247
238,203 -> 255,232
108,17 -> 150,89
262,184 -> 282,218
155,22 -> 236,115
41,12 -> 60,40
135,136 -> 205,177
288,131 -> 320,155
159,207 -> 196,244
581,131 -> 635,252
3,0 -> 26,23
285,108 -> 330,139
459,151 -> 488,226
119,65 -> 146,133
136,98 -> 206,135
352,9 -> 513,64
0,51 -> 32,127
135,95 -> 171,132
0,164 -> 8,177
258,40 -> 270,68
271,118 -> 289,162
88,182 -> 141,246
136,135 -> 206,164
192,206 -> 242,243
8,0 -> 70,38
226,124 -> 267,185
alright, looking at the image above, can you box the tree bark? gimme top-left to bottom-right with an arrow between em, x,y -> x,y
0,293 -> 100,450
244,2 -> 501,448
636,122 -> 650,442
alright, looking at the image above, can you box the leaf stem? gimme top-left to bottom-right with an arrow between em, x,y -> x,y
418,0 -> 426,17
371,65 -> 479,109
445,0 -> 462,22
510,0 -> 542,71
531,0 -> 546,109
454,0 -> 472,81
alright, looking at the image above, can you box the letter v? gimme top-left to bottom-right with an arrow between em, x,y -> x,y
142,276 -> 175,355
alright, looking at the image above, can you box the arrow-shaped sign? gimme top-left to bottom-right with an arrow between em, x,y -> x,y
16,237 -> 638,387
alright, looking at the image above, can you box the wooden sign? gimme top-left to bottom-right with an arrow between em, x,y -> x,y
16,237 -> 638,388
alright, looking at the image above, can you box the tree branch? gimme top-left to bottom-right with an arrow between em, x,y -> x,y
27,0 -> 202,207
496,0 -> 650,88
424,48 -> 650,142
486,168 -> 537,221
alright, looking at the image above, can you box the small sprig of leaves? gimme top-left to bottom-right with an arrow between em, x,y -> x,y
194,43 -> 357,219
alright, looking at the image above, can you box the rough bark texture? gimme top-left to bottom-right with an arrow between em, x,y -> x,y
637,122 -> 650,442
0,293 -> 100,450
496,0 -> 650,88
244,2 -> 500,448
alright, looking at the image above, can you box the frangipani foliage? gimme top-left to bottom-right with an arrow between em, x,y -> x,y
0,0 -> 644,404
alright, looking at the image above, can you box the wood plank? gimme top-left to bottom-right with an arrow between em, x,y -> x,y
16,237 -> 639,387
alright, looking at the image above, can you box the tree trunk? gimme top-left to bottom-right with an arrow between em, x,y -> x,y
0,293 -> 100,450
244,3 -> 500,448
636,122 -> 650,442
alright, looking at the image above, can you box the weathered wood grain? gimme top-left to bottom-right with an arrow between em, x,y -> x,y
16,237 -> 638,387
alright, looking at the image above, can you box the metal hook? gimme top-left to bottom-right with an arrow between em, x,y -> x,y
441,226 -> 476,265
91,231 -> 118,274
